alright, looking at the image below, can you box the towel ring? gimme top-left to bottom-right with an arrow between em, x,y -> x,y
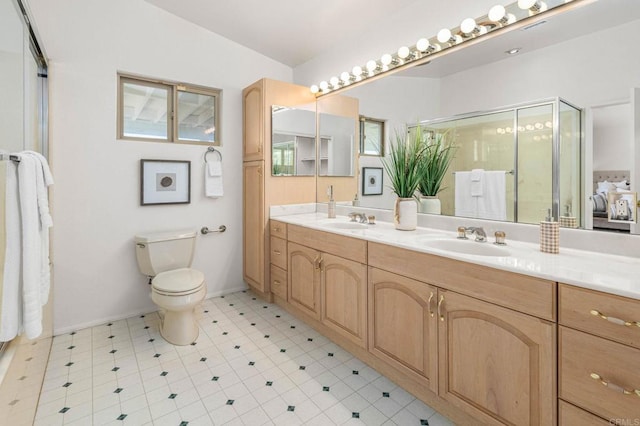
204,146 -> 222,164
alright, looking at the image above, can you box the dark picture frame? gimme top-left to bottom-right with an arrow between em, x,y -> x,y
140,159 -> 191,205
362,167 -> 383,196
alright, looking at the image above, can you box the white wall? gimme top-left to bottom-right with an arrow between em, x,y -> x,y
28,0 -> 292,334
439,20 -> 640,115
592,103 -> 631,171
348,76 -> 441,209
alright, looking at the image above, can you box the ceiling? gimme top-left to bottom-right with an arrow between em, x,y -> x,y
144,0 -> 419,67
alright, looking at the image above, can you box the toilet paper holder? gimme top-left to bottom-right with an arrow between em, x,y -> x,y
201,225 -> 226,235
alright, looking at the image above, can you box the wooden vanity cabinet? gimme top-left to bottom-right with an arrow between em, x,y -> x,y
438,289 -> 556,426
368,267 -> 438,392
558,283 -> 640,424
287,225 -> 368,348
242,79 -> 315,299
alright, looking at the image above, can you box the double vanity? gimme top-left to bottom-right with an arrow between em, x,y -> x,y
264,212 -> 640,425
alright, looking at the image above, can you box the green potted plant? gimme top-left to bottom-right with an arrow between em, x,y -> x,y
417,129 -> 456,214
382,125 -> 424,230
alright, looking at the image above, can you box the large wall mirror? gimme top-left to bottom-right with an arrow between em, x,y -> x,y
317,0 -> 640,236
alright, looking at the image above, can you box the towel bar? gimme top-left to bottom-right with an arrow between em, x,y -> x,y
204,146 -> 222,163
0,153 -> 20,163
201,225 -> 226,235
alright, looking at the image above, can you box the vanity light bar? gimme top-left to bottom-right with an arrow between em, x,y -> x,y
309,0 -> 583,96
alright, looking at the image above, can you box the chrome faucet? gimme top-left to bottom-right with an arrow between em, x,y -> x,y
348,212 -> 369,223
458,226 -> 487,242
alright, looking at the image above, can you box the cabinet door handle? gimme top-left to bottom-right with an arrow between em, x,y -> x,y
437,295 -> 445,322
428,292 -> 435,318
590,310 -> 640,328
314,255 -> 321,269
590,373 -> 640,397
257,166 -> 263,176
274,226 -> 281,232
273,250 -> 281,255
273,280 -> 281,285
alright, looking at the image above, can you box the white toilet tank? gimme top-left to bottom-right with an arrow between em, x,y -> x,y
134,230 -> 197,276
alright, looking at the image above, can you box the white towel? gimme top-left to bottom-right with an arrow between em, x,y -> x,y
454,171 -> 478,218
205,159 -> 223,198
470,169 -> 484,197
0,160 -> 22,342
22,151 -> 53,304
476,171 -> 507,221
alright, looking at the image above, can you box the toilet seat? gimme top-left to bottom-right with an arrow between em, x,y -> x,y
152,268 -> 205,296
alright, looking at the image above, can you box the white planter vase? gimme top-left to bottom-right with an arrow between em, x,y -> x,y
419,196 -> 441,215
394,198 -> 417,231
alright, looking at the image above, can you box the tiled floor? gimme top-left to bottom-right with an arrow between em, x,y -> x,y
34,291 -> 454,425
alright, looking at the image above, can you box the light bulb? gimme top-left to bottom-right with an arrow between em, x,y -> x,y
489,5 -> 506,21
310,85 -> 319,94
525,124 -> 535,131
517,125 -> 525,132
397,46 -> 410,59
437,28 -> 453,44
534,122 -> 544,130
545,121 -> 552,128
460,18 -> 477,34
416,38 -> 429,52
319,81 -> 329,91
496,128 -> 506,135
352,66 -> 363,76
330,76 -> 339,87
505,127 -> 513,133
340,72 -> 351,83
366,60 -> 377,72
381,53 -> 392,65
518,0 -> 547,12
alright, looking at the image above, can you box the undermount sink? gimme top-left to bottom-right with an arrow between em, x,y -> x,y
424,239 -> 511,257
321,221 -> 369,230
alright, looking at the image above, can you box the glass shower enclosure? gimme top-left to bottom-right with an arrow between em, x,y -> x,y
420,98 -> 582,226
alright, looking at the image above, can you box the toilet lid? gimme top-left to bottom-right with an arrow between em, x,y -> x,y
152,268 -> 204,293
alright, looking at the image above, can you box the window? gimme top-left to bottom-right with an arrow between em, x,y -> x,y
359,116 -> 385,156
118,74 -> 221,145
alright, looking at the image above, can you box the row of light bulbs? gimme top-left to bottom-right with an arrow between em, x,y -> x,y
496,121 -> 553,134
310,0 -> 558,95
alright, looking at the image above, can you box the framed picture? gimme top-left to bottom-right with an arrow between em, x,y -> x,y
140,159 -> 191,205
607,191 -> 637,223
362,167 -> 383,196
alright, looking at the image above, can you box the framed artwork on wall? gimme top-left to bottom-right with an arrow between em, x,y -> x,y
140,159 -> 191,205
362,167 -> 383,196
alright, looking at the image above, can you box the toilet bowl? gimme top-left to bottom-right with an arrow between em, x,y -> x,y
134,230 -> 206,346
151,268 -> 206,345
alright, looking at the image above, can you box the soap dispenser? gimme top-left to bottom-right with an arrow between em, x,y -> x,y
327,185 -> 336,218
352,193 -> 360,207
540,208 -> 559,254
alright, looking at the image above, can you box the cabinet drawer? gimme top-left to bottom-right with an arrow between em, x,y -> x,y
368,242 -> 556,321
559,284 -> 640,349
270,265 -> 287,299
288,224 -> 366,264
559,327 -> 640,422
270,237 -> 287,270
559,400 -> 608,425
270,220 -> 287,239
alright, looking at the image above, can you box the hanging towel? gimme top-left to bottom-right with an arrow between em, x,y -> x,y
454,171 -> 478,218
205,158 -> 223,198
476,171 -> 507,221
22,151 -> 53,304
470,169 -> 484,197
1,159 -> 22,342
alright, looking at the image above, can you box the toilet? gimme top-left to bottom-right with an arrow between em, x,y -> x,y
134,230 -> 206,345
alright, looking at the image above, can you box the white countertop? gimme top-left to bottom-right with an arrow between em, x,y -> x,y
272,213 -> 640,301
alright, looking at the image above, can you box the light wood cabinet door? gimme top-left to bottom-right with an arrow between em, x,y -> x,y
368,267 -> 438,392
438,290 -> 556,426
242,161 -> 264,291
288,242 -> 321,319
559,400 -> 609,425
243,83 -> 263,161
321,253 -> 367,348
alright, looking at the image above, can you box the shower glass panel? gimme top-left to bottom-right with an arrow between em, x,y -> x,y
559,101 -> 582,228
517,104 -> 554,224
418,98 -> 581,225
426,111 -> 515,220
0,0 -> 24,153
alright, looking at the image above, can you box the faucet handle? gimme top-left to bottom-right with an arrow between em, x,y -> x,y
494,230 -> 506,245
457,226 -> 468,239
